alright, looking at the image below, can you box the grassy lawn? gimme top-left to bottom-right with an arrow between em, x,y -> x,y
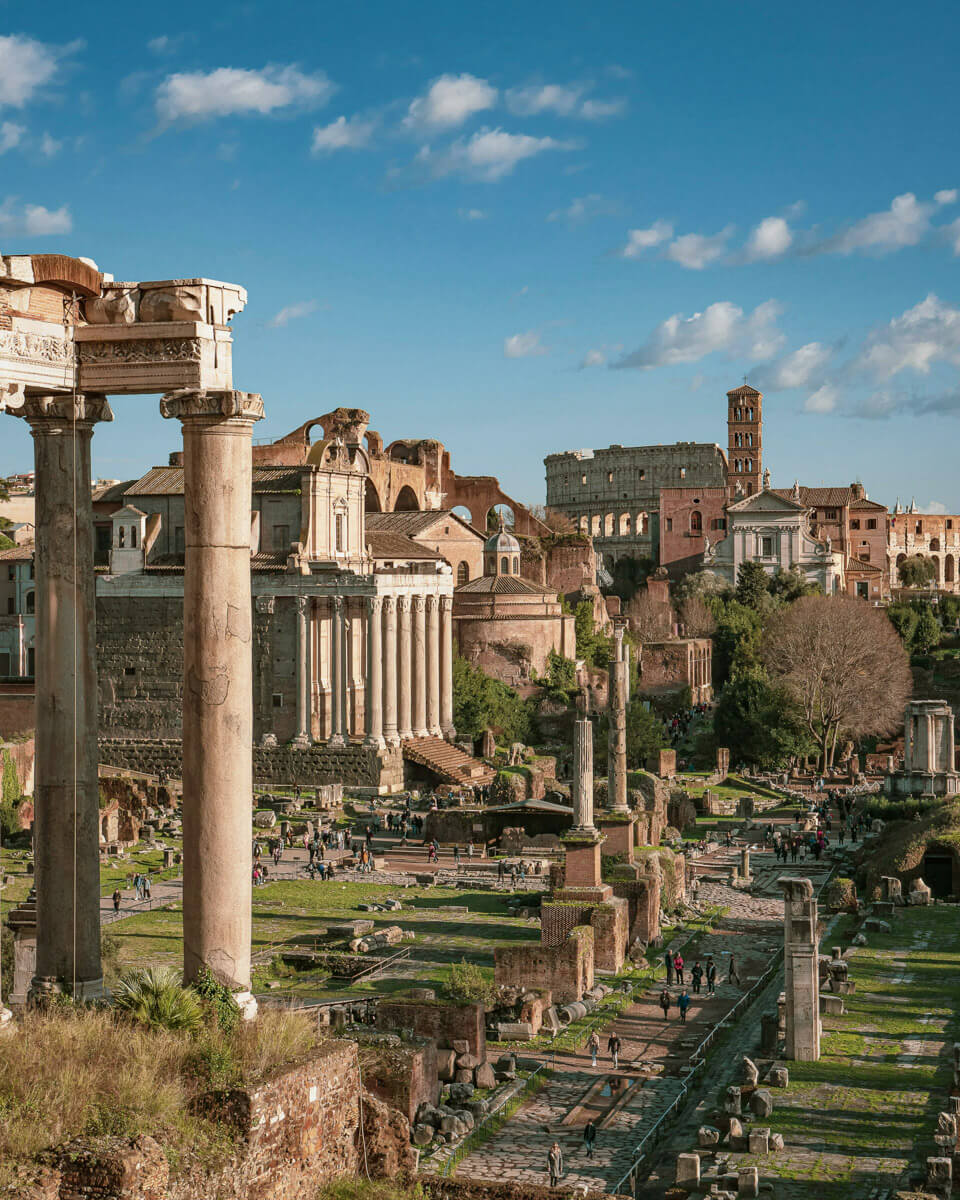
107,879 -> 542,1000
735,905 -> 960,1194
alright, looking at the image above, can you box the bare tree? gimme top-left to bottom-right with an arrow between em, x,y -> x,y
763,595 -> 911,771
678,595 -> 717,638
526,504 -> 577,535
627,590 -> 673,643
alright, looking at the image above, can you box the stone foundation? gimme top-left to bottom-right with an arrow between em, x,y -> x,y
98,738 -> 405,794
495,926 -> 594,1003
375,998 -> 487,1060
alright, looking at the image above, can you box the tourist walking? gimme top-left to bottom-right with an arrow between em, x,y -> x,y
673,952 -> 685,985
547,1141 -> 563,1188
588,1030 -> 600,1068
583,1119 -> 597,1158
659,987 -> 671,1020
112,888 -> 121,914
678,989 -> 691,1024
664,948 -> 673,984
728,955 -> 741,987
454,845 -> 461,866
691,960 -> 703,995
706,957 -> 717,996
607,1032 -> 622,1069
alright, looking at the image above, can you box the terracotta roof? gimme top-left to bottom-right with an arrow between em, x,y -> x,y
850,497 -> 887,510
365,532 -> 441,560
772,486 -> 856,508
0,544 -> 34,561
455,574 -> 554,596
145,550 -> 290,573
91,479 -> 136,503
366,510 -> 482,537
847,556 -> 882,574
125,466 -> 303,495
726,384 -> 762,397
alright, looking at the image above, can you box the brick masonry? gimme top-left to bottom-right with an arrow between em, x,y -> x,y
495,927 -> 594,1003
375,999 -> 487,1061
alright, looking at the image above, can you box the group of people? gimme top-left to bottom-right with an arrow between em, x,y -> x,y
666,701 -> 709,747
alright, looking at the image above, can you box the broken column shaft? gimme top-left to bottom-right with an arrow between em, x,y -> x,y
160,388 -> 263,992
608,621 -> 629,811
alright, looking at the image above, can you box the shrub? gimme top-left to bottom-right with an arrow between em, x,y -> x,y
443,960 -> 495,1007
112,966 -> 204,1033
194,965 -> 241,1034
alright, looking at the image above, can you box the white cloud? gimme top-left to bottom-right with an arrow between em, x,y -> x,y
803,384 -> 838,414
664,227 -> 732,269
614,299 -> 784,369
580,98 -> 626,120
935,190 -> 957,206
0,35 -> 78,109
0,122 -> 24,154
944,217 -> 960,255
548,194 -> 609,223
458,207 -> 488,220
156,64 -> 335,122
425,127 -> 575,182
821,191 -> 944,255
268,299 -> 318,328
768,342 -> 834,389
504,330 -> 548,358
39,132 -> 61,158
745,215 -> 792,260
506,84 -> 585,116
852,293 -> 960,379
405,73 -> 496,130
580,349 -> 606,368
148,35 -> 172,54
311,114 -> 376,153
621,220 -> 673,258
0,199 -> 72,235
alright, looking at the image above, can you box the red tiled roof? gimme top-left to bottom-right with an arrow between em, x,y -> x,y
0,544 -> 34,561
726,384 -> 762,397
126,466 -> 302,495
366,511 -> 483,538
455,574 -> 554,595
365,532 -> 441,560
847,556 -> 882,574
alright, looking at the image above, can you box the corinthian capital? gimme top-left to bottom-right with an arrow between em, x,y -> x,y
159,388 -> 264,423
413,596 -> 425,614
10,392 -> 114,426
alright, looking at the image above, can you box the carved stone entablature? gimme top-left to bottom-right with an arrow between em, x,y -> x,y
7,392 -> 114,426
79,338 -> 203,365
75,321 -> 236,394
83,279 -> 246,328
159,388 -> 264,424
0,330 -> 73,365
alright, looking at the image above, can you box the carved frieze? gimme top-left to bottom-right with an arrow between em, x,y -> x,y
0,329 -> 73,365
78,338 -> 203,364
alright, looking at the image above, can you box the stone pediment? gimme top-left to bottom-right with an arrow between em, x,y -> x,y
727,488 -> 804,514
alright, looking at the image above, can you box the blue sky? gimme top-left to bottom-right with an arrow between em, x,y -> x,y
2,0 -> 960,510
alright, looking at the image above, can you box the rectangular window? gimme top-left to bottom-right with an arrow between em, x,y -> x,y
335,514 -> 345,552
272,693 -> 283,708
6,598 -> 12,615
607,471 -> 613,483
867,519 -> 877,530
825,509 -> 837,520
679,467 -> 686,478
0,652 -> 9,678
6,566 -> 13,581
639,469 -> 646,480
581,473 -> 587,486
273,524 -> 290,551
948,520 -> 954,530
761,535 -> 773,556
665,518 -> 673,532
850,519 -> 860,529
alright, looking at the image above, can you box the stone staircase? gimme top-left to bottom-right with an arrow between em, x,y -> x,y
401,736 -> 496,787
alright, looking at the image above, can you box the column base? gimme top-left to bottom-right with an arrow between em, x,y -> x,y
397,728 -> 413,741
414,727 -> 430,739
327,734 -> 346,748
234,990 -> 258,1022
385,733 -> 401,748
291,734 -> 312,750
442,724 -> 456,742
0,1006 -> 14,1036
29,975 -> 105,1005
364,735 -> 386,749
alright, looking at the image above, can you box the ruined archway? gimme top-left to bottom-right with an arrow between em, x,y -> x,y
365,478 -> 382,513
456,561 -> 470,586
394,484 -> 420,512
487,502 -> 515,531
618,513 -> 631,536
946,555 -> 955,584
604,513 -> 615,537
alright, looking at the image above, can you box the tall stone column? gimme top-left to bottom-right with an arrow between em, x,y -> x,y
440,595 -> 455,740
779,877 -> 820,1062
426,595 -> 441,735
364,597 -> 384,747
293,596 -> 311,748
397,596 -> 413,740
608,620 -> 629,812
572,710 -> 595,832
13,393 -> 113,1001
382,597 -> 399,746
328,597 -> 345,747
341,599 -> 353,739
412,596 -> 428,737
159,388 -> 263,993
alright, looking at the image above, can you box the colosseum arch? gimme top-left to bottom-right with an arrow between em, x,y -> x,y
946,554 -> 956,584
618,513 -> 631,536
394,484 -> 420,512
604,513 -> 615,537
591,514 -> 601,536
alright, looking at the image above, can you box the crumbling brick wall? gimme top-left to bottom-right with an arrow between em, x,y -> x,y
590,897 -> 629,973
494,927 -> 594,1003
375,999 -> 487,1061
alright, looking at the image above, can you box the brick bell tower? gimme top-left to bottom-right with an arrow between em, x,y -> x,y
726,383 -> 763,498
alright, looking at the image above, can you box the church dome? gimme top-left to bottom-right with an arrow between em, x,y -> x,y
484,524 -> 520,555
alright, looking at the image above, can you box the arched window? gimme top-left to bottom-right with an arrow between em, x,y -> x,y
118,526 -> 125,548
746,459 -> 753,472
735,459 -> 742,472
690,510 -> 702,532
456,561 -> 469,586
747,433 -> 753,447
25,591 -> 35,614
130,525 -> 138,548
500,556 -> 509,574
512,557 -> 520,575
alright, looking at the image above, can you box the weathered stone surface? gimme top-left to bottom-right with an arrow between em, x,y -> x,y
770,1131 -> 785,1151
475,1062 -> 496,1089
748,1127 -> 770,1155
751,1088 -> 774,1117
437,1050 -> 457,1081
723,1085 -> 742,1115
676,1152 -> 700,1186
412,1123 -> 434,1146
450,1039 -> 470,1055
456,1052 -> 481,1071
742,1055 -> 759,1085
768,1065 -> 789,1088
738,1165 -> 760,1198
698,1125 -> 721,1147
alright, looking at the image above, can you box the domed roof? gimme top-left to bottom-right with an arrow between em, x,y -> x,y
484,518 -> 520,555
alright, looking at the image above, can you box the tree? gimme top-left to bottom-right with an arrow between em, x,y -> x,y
713,672 -> 813,769
452,656 -> 532,744
769,565 -> 820,601
763,595 -> 911,771
525,504 -> 576,535
939,593 -> 960,627
735,561 -> 770,611
913,605 -> 941,654
672,569 -> 730,605
626,589 -> 673,643
540,649 -> 576,701
710,599 -> 763,688
898,554 -> 937,589
607,556 -> 653,602
595,698 -> 666,770
0,477 -> 9,503
573,600 -> 611,668
678,594 -> 716,638
887,602 -> 919,646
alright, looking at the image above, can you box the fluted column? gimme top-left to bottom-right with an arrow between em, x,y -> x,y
328,596 -> 345,746
12,393 -> 113,1002
397,596 -> 413,740
440,595 -> 455,740
426,595 -> 441,735
382,597 -> 399,746
608,620 -> 629,812
412,596 -> 428,737
159,387 -> 263,993
572,711 -> 595,831
293,596 -> 311,748
364,597 -> 384,747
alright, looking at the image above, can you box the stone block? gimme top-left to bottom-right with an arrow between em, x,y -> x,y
675,1152 -> 700,1186
454,1069 -> 473,1084
750,1089 -> 774,1118
698,1125 -> 721,1147
909,879 -> 933,906
455,1053 -> 480,1071
822,995 -> 844,1015
748,1128 -> 770,1155
496,1021 -> 534,1040
770,1131 -> 785,1151
448,1082 -> 475,1104
742,1055 -> 759,1086
768,1065 -> 789,1088
437,1050 -> 456,1082
450,1039 -> 470,1055
474,1062 -> 496,1089
723,1085 -> 742,1115
738,1166 -> 759,1198
412,1123 -> 434,1146
926,1156 -> 952,1192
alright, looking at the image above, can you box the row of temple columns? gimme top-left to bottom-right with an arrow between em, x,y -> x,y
293,593 -> 455,747
10,387 -> 263,1001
